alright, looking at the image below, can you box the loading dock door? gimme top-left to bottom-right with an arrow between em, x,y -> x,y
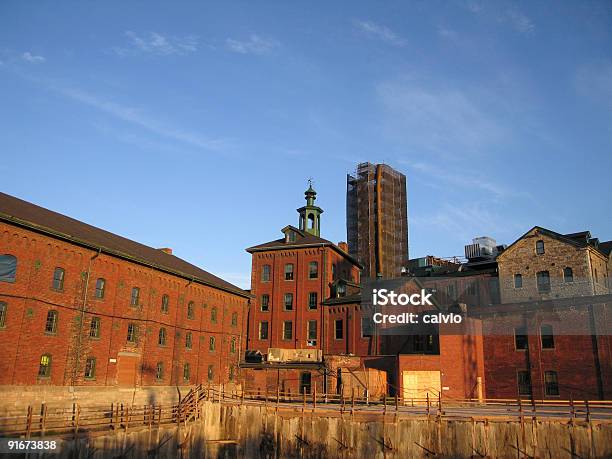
402,371 -> 441,402
116,353 -> 139,387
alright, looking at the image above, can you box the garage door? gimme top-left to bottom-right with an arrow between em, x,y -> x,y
402,371 -> 441,402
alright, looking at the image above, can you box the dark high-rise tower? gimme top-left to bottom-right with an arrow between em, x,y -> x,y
347,162 -> 409,279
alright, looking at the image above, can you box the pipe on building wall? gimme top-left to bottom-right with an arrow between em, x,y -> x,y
72,247 -> 102,385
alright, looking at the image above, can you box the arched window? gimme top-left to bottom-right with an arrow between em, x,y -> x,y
536,240 -> 545,255
38,354 -> 52,377
183,363 -> 191,382
0,254 -> 17,283
309,262 -> 318,279
95,278 -> 105,298
544,371 -> 559,396
563,267 -> 573,283
307,213 -> 315,229
89,317 -> 101,338
230,337 -> 237,354
185,332 -> 193,349
0,302 -> 7,328
45,310 -> 58,334
127,323 -> 137,343
161,294 -> 169,314
261,265 -> 271,282
52,267 -> 65,291
207,365 -> 214,381
284,263 -> 294,281
130,287 -> 140,306
209,336 -> 216,351
187,301 -> 195,320
156,362 -> 164,380
211,307 -> 217,323
158,328 -> 167,346
231,312 -> 238,327
284,293 -> 293,310
84,357 -> 96,379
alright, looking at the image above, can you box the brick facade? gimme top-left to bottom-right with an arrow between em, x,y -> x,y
0,221 -> 249,387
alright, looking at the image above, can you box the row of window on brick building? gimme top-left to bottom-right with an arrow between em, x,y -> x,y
256,316 -> 372,345
0,255 -> 238,323
260,261 -> 319,282
514,324 -> 559,396
36,353 -> 236,384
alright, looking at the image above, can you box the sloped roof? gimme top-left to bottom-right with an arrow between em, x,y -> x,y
599,241 -> 612,256
246,225 -> 362,267
498,226 -> 609,259
0,192 -> 250,298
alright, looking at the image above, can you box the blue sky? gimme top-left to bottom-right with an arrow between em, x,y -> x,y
1,1 -> 611,289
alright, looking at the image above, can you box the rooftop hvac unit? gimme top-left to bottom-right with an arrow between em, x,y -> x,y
465,236 -> 498,260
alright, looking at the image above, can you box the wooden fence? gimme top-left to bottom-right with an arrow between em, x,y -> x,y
1,384 -> 610,439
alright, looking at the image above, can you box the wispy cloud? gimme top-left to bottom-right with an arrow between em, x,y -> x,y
401,160 -> 528,199
377,78 -> 505,156
22,52 -> 46,63
225,35 -> 279,55
575,60 -> 612,107
411,202 -> 525,247
353,20 -> 407,47
504,9 -> 535,35
437,26 -> 457,40
48,84 -> 227,152
113,31 -> 198,56
463,2 -> 535,35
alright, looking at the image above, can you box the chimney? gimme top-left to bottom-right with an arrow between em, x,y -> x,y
158,248 -> 173,255
338,241 -> 348,253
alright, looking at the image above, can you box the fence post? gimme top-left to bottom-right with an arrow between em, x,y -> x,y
40,403 -> 47,436
518,398 -> 523,424
426,393 -> 430,418
26,405 -> 33,439
383,393 -> 387,415
313,385 -> 317,413
74,403 -> 81,439
395,393 -> 399,412
351,388 -> 355,415
476,376 -> 484,404
585,400 -> 591,422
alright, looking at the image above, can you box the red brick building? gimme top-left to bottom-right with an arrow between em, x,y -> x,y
416,227 -> 612,400
0,192 -> 250,387
241,186 -> 486,400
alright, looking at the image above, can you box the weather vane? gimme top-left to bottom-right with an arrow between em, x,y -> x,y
308,177 -> 314,187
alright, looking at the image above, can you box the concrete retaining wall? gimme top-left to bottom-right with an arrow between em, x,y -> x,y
16,401 -> 612,458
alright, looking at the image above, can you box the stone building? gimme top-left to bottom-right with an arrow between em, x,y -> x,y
484,226 -> 612,400
0,192 -> 250,387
